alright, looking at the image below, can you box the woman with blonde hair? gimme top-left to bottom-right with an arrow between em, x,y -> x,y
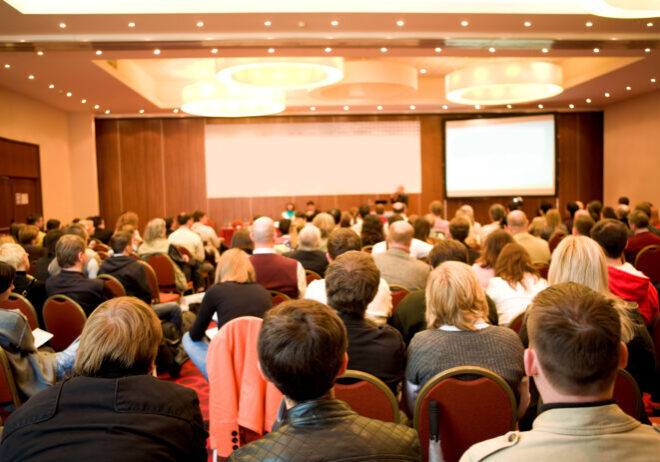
312,212 -> 336,251
405,261 -> 525,414
137,218 -> 189,292
540,208 -> 567,241
182,248 -> 272,378
486,243 -> 548,325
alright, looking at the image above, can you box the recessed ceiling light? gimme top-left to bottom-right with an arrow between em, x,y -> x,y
396,20 -> 404,27
28,74 -> 34,80
475,104 -> 481,109
585,21 -> 593,27
586,98 -> 592,103
268,48 -> 275,53
48,84 -> 54,88
211,48 -> 218,54
538,104 -> 544,108
593,48 -> 600,53
377,105 -> 383,110
419,68 -> 427,74
626,86 -> 631,91
139,109 -> 145,113
153,49 -> 161,55
343,105 -> 350,110
59,22 -> 66,29
94,104 -> 100,109
648,22 -> 654,27
95,50 -> 102,55
331,20 -> 339,26
651,78 -> 657,83
569,104 -> 575,108
324,47 -> 332,53
409,105 -> 416,110
128,22 -> 135,28
604,92 -> 610,97
3,64 -> 10,68
489,47 -> 496,53
645,48 -> 651,53
524,21 -> 532,27
434,47 -> 442,53
264,20 -> 272,26
442,105 -> 448,110
542,48 -> 549,53
461,20 -> 469,27
380,47 -> 388,52
105,110 -> 110,114
66,92 -> 72,97
506,104 -> 512,109
37,51 -> 43,56
196,21 -> 204,27
310,106 -> 316,111
81,99 -> 87,103
173,108 -> 179,113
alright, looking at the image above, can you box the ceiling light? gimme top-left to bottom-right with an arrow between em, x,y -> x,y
651,78 -> 657,83
218,59 -> 344,90
264,20 -> 272,26
648,22 -> 654,27
542,48 -> 549,53
331,20 -> 339,26
37,51 -> 43,56
173,108 -> 179,113
435,47 -> 442,53
586,98 -> 592,103
310,106 -> 316,111
28,74 -> 34,79
81,99 -> 86,103
48,84 -> 54,88
59,22 -> 66,28
153,49 -> 161,55
489,47 -> 496,53
538,104 -> 544,108
105,110 -> 110,114
380,47 -> 388,53
445,61 -> 563,105
324,47 -> 332,53
475,104 -> 481,109
377,105 -> 383,110
211,48 -> 218,54
524,21 -> 532,27
94,104 -> 99,109
569,104 -> 575,108
343,105 -> 350,110
128,22 -> 135,27
461,20 -> 469,27
506,104 -> 512,108
196,21 -> 204,27
579,1 -> 660,19
626,86 -> 631,90
409,105 -> 416,110
95,50 -> 102,55
139,109 -> 144,113
593,48 -> 600,53
396,20 -> 405,26
604,92 -> 610,97
645,48 -> 651,52
442,105 -> 448,109
181,81 -> 285,117
585,21 -> 593,27
66,92 -> 72,97
3,64 -> 9,68
419,68 -> 427,74
268,48 -> 275,53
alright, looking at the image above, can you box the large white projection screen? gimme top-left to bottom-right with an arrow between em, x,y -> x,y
205,121 -> 422,198
444,115 -> 556,198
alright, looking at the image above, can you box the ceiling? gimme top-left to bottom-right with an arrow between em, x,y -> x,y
0,0 -> 658,117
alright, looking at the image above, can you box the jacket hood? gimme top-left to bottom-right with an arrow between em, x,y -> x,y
100,255 -> 136,273
608,266 -> 649,299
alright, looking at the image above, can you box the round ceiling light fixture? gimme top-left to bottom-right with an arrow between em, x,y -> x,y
311,60 -> 418,100
217,58 -> 343,90
181,81 -> 285,117
445,61 -> 563,106
579,0 -> 660,18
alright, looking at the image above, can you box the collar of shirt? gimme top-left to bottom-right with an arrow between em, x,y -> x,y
539,399 -> 616,414
439,319 -> 490,331
253,248 -> 277,255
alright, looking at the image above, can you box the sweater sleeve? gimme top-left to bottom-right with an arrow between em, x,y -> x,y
188,288 -> 218,341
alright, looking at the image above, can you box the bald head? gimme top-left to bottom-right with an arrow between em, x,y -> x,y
507,210 -> 528,233
387,221 -> 413,250
252,217 -> 275,247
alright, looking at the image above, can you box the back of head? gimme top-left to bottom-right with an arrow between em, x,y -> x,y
116,211 -> 139,231
634,202 -> 652,218
506,210 -> 527,230
388,214 -> 404,226
545,209 -> 561,228
429,240 -> 468,268
327,208 -> 341,225
46,218 -> 61,231
327,228 -> 362,260
527,282 -> 621,396
426,261 -> 488,331
590,219 -> 627,259
176,213 -> 191,226
587,200 -> 602,218
539,200 -> 553,215
110,231 -> 132,255
325,251 -> 380,317
258,299 -> 347,401
629,209 -> 649,229
0,243 -> 29,270
18,225 -> 39,245
358,204 -> 370,218
548,235 -> 608,293
392,202 -> 406,215
278,218 -> 291,235
63,223 -> 89,242
360,214 -> 384,245
297,225 -> 321,251
26,213 -> 41,226
91,216 -> 103,228
573,214 -> 595,236
192,210 -> 204,222
388,220 -> 414,247
43,229 -> 64,253
618,196 -> 630,206
429,200 -> 443,217
56,234 -> 86,269
216,248 -> 255,283
449,216 -> 470,242
489,203 -> 506,222
494,243 -> 537,286
375,204 -> 385,215
312,213 -> 335,238
601,206 -> 617,220
252,216 -> 275,244
478,229 -> 514,268
143,218 -> 166,243
566,201 -> 579,217
0,260 -> 16,296
413,217 -> 431,242
74,297 -> 162,377
230,228 -> 254,254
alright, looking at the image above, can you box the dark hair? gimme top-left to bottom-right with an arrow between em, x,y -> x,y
278,218 -> 291,235
230,228 -> 254,255
258,299 -> 347,401
413,217 -> 431,242
327,229 -> 361,260
566,201 -> 579,218
494,243 -> 538,289
528,282 -> 621,395
573,215 -> 595,236
0,261 -> 16,293
43,229 -> 64,254
110,231 -> 133,254
360,214 -> 384,247
587,200 -> 603,223
327,208 -> 341,225
476,229 -> 514,269
18,225 -> 39,245
388,214 -> 404,226
449,216 -> 470,243
629,210 -> 649,228
177,213 -> 191,225
192,210 -> 205,222
602,206 -> 617,219
539,200 -> 553,215
90,216 -> 102,228
26,213 -> 42,226
339,213 -> 352,228
392,203 -> 405,214
46,218 -> 61,231
429,240 -> 468,268
326,251 -> 380,316
164,217 -> 173,230
9,223 -> 25,242
375,204 -> 385,215
489,203 -> 506,222
618,196 -> 630,205
590,219 -> 627,259
306,201 -> 315,206
430,201 -> 443,216
358,204 -> 370,219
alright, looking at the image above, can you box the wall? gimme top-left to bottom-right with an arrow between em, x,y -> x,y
603,88 -> 660,208
68,112 -> 100,219
96,112 -> 603,228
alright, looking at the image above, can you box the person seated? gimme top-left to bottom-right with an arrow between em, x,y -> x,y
350,204 -> 371,235
25,214 -> 46,246
17,225 -> 47,264
572,213 -> 595,237
311,212 -> 336,252
462,283 -> 660,461
304,200 -> 319,222
540,208 -> 567,241
306,229 -> 392,325
90,216 -> 112,244
230,228 -> 255,255
325,251 -> 405,394
191,210 -> 221,249
228,299 -> 421,461
168,213 -> 208,290
634,202 -> 660,236
486,243 -> 548,325
528,200 -> 553,237
0,296 -> 208,461
449,216 -> 481,264
591,219 -> 659,325
249,217 -> 306,299
360,214 -> 385,247
48,224 -> 101,279
99,231 -> 182,330
472,230 -> 514,291
45,219 -> 60,232
114,211 -> 143,244
0,262 -> 78,402
507,210 -> 551,265
428,200 -> 450,239
456,205 -> 482,247
625,209 -> 660,263
183,249 -> 272,379
413,217 -> 434,246
0,243 -> 47,326
373,221 -> 431,290
32,229 -> 62,282
45,235 -> 111,316
281,202 -> 295,220
479,203 -> 506,243
284,225 -> 329,276
405,261 -> 525,416
372,215 -> 433,259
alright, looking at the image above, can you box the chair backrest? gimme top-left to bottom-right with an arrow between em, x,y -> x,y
0,293 -> 39,330
269,290 -> 291,307
91,239 -> 110,252
176,245 -> 193,260
414,366 -> 517,462
305,269 -> 322,284
97,274 -> 126,298
507,311 -> 525,334
533,263 -> 549,279
96,250 -> 110,261
361,245 -> 374,254
613,369 -> 643,420
136,259 -> 160,304
548,231 -> 567,253
0,347 -> 21,422
43,295 -> 87,351
389,284 -> 410,315
146,253 -> 178,291
335,370 -> 399,423
634,245 -> 660,283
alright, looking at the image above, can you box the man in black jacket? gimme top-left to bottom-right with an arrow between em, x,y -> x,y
228,299 -> 421,462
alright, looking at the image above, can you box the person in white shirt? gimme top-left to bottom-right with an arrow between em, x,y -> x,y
168,213 -> 205,262
371,216 -> 433,259
190,210 -> 221,249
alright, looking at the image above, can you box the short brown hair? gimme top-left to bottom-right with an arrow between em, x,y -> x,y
476,229 -> 514,269
325,251 -> 380,316
56,234 -> 86,268
449,216 -> 470,242
494,243 -> 539,289
18,225 -> 39,245
74,297 -> 162,377
429,200 -> 443,216
215,248 -> 255,283
327,228 -> 361,260
429,240 -> 468,268
110,231 -> 132,254
527,282 -> 621,396
590,219 -> 628,259
258,299 -> 347,401
573,214 -> 595,236
230,228 -> 254,254
629,209 -> 649,229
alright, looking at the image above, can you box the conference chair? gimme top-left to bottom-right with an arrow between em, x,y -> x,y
0,348 -> 21,423
97,274 -> 126,298
335,370 -> 400,423
507,311 -> 526,334
361,245 -> 374,254
533,263 -> 549,279
305,269 -> 322,284
548,230 -> 567,253
613,369 -> 643,421
91,239 -> 110,252
43,295 -> 87,352
137,259 -> 180,304
389,284 -> 410,315
0,293 -> 39,330
634,245 -> 660,283
146,254 -> 190,296
413,366 -> 517,462
269,290 -> 291,307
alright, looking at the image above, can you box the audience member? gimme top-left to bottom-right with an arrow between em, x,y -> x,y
32,229 -> 62,282
45,219 -> 60,232
428,200 -> 450,238
472,229 -> 514,291
48,224 -> 101,279
412,217 -> 433,245
311,212 -> 335,252
90,216 -> 111,244
229,228 -> 255,255
350,204 -> 371,235
114,211 -> 141,240
507,210 -> 551,264
462,283 -> 660,461
602,206 -> 617,220
0,296 -> 208,461
487,243 -> 548,325
0,243 -> 47,325
373,221 -> 431,290
281,202 -> 295,220
479,203 -> 506,243
304,200 -> 319,221
572,213 -> 595,237
18,225 -> 47,264
26,214 -> 45,245
191,210 -> 221,249
168,213 -> 205,262
372,216 -> 433,259
563,201 -> 580,230
284,225 -> 328,276
360,214 -> 385,247
528,200 -> 553,236
616,203 -> 631,228
228,299 -> 421,461
449,216 -> 481,264
587,200 -> 603,223
625,210 -> 660,263
540,208 -> 566,241
618,196 -> 630,206
633,202 -> 660,235
183,249 -> 271,378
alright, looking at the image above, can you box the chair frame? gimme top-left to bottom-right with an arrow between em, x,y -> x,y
145,253 -> 188,296
305,269 -> 322,283
507,311 -> 526,334
614,369 -> 643,421
269,290 -> 292,306
43,294 -> 87,351
0,347 -> 22,411
97,274 -> 127,297
336,369 -> 400,423
389,284 -> 411,293
136,259 -> 165,304
634,244 -> 660,281
4,293 -> 40,330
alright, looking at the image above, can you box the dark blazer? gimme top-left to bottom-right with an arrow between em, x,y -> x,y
22,244 -> 47,264
45,270 -> 110,316
0,375 -> 208,462
91,227 -> 113,244
284,249 -> 328,276
99,255 -> 152,305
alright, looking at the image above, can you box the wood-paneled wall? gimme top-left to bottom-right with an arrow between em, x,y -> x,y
95,112 -> 603,230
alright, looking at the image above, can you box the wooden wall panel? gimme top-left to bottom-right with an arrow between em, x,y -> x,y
95,120 -> 122,226
0,137 -> 40,178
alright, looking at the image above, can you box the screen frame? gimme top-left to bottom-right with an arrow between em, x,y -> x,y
442,112 -> 558,199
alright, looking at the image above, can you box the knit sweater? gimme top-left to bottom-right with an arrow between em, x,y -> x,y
406,326 -> 524,396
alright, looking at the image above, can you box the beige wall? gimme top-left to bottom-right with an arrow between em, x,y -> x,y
0,86 -> 99,222
604,88 -> 660,208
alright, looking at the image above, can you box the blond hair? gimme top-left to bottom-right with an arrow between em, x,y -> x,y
0,243 -> 28,270
426,261 -> 489,331
215,248 -> 256,284
545,209 -> 561,229
115,211 -> 139,232
312,213 -> 335,239
74,297 -> 162,377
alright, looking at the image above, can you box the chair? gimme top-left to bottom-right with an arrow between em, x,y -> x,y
146,254 -> 188,296
413,366 -> 517,462
634,245 -> 660,283
361,245 -> 374,254
0,348 -> 21,424
389,284 -> 410,315
43,295 -> 87,351
96,250 -> 110,261
91,239 -> 110,252
507,311 -> 526,334
0,293 -> 39,330
137,259 -> 180,304
533,263 -> 549,279
335,370 -> 400,423
269,290 -> 291,307
220,227 -> 236,244
548,231 -> 567,253
613,369 -> 643,420
305,269 -> 322,284
98,274 -> 126,298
